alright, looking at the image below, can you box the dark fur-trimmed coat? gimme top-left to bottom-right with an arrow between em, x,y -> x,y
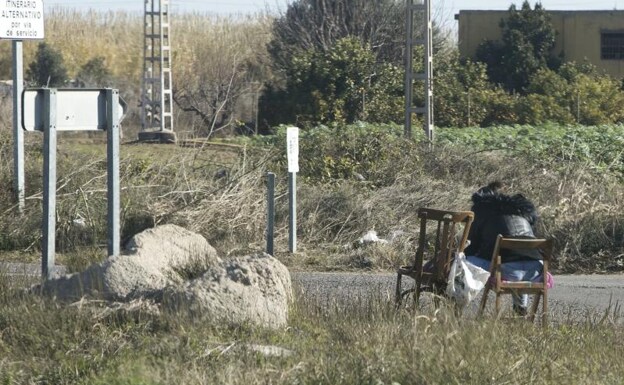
464,189 -> 542,263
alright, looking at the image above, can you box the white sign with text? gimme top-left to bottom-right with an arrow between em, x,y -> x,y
0,0 -> 45,40
286,126 -> 299,173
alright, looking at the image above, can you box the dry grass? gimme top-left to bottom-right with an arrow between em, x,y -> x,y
1,129 -> 624,273
0,10 -> 272,133
0,272 -> 622,384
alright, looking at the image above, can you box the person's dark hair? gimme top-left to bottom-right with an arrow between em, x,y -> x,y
487,180 -> 505,193
475,180 -> 505,196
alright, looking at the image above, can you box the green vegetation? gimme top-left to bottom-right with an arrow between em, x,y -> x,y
2,123 -> 624,273
2,2 -> 623,132
26,42 -> 69,87
261,37 -> 405,127
476,0 -> 560,93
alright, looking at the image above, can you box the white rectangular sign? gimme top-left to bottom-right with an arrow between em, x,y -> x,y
286,126 -> 299,173
23,89 -> 127,131
0,0 -> 45,40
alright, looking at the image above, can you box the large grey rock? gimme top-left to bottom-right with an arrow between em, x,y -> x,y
34,225 -> 293,329
164,252 -> 292,329
37,224 -> 220,301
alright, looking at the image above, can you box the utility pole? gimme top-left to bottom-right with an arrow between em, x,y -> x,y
139,0 -> 176,143
404,0 -> 434,142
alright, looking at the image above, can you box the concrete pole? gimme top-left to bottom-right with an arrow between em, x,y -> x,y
288,172 -> 297,253
266,172 -> 275,255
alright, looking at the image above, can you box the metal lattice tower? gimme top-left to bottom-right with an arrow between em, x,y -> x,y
404,0 -> 433,141
140,0 -> 175,142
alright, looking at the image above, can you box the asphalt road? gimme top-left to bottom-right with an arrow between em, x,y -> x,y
292,271 -> 624,322
3,262 -> 623,322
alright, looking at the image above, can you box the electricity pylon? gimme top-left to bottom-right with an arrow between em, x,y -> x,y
139,0 -> 176,143
404,0 -> 434,142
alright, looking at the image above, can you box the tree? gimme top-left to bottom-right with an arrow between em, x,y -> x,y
476,1 -> 560,93
76,56 -> 113,87
260,37 -> 404,127
263,0 -> 451,127
27,42 -> 67,87
172,15 -> 273,138
268,0 -> 405,71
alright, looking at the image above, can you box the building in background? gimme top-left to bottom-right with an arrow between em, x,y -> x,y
456,10 -> 624,78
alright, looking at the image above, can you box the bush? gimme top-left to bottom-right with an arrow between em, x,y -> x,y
267,123 -> 419,186
522,63 -> 624,125
76,56 -> 113,87
26,42 -> 68,87
260,38 -> 404,127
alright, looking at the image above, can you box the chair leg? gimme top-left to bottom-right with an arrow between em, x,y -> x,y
414,284 -> 421,308
395,274 -> 403,308
478,285 -> 490,317
530,293 -> 541,323
542,290 -> 548,327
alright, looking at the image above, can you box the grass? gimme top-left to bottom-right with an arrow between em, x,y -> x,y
0,273 -> 622,384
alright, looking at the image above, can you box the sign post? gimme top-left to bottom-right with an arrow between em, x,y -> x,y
266,172 -> 275,256
286,127 -> 299,253
2,0 -> 45,213
106,89 -> 121,258
41,89 -> 57,279
12,41 -> 24,213
23,88 -> 126,279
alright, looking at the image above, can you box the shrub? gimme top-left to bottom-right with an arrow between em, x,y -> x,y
76,56 -> 113,87
261,38 -> 404,127
26,42 -> 68,87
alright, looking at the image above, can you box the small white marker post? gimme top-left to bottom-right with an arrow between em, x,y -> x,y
286,127 -> 299,253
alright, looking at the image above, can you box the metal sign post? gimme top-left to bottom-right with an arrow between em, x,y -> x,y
2,0 -> 45,213
286,127 -> 299,253
12,41 -> 24,213
24,88 -> 126,279
41,89 -> 57,279
106,89 -> 121,258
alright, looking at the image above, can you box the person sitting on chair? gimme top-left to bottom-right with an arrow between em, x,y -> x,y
464,180 -> 544,316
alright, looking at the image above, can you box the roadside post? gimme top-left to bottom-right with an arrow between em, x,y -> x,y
23,88 -> 126,279
286,127 -> 299,253
266,172 -> 275,255
1,0 -> 46,213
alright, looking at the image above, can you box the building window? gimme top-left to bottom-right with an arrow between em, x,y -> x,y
601,32 -> 624,60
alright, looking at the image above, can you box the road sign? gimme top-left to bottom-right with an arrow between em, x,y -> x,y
22,88 -> 127,131
286,126 -> 299,173
0,0 -> 45,40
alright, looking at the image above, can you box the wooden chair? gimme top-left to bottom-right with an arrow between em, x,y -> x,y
395,208 -> 474,308
478,235 -> 553,326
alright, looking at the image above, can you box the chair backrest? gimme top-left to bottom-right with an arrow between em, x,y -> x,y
491,235 -> 553,286
414,208 -> 474,283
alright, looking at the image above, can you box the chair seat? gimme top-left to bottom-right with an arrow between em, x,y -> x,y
398,264 -> 437,278
486,272 -> 554,289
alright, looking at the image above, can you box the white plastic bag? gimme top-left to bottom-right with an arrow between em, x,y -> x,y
445,252 -> 490,307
